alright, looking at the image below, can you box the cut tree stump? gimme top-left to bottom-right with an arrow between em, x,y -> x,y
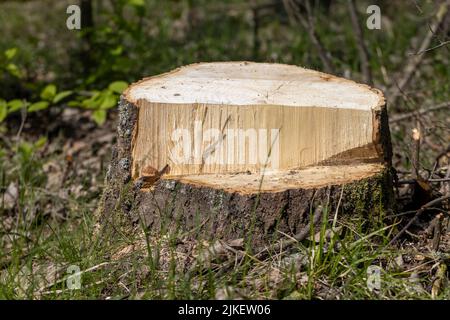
97,62 -> 395,246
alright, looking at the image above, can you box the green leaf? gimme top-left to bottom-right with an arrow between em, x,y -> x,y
110,46 -> 123,56
5,48 -> 18,60
127,0 -> 145,15
40,84 -> 57,101
127,0 -> 145,7
67,101 -> 81,108
28,101 -> 49,112
92,109 -> 107,126
99,92 -> 117,110
108,81 -> 128,94
53,90 -> 73,104
0,100 -> 7,122
8,99 -> 26,112
81,97 -> 100,109
86,74 -> 97,85
80,91 -> 102,109
18,142 -> 34,159
6,63 -> 22,78
34,136 -> 47,149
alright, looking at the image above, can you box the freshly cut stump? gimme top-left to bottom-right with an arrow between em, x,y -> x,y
98,62 -> 394,246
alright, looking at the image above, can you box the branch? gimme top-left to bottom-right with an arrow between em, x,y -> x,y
347,0 -> 373,85
389,101 -> 450,123
413,40 -> 450,55
388,194 -> 450,245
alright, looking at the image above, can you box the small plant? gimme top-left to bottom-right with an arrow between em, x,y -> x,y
1,48 -> 128,126
74,81 -> 128,125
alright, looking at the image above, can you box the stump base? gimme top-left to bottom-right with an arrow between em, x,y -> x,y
135,163 -> 393,246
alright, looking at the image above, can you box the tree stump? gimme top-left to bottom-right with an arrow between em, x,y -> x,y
97,62 -> 395,246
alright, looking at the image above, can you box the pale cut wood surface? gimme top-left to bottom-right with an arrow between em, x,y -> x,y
159,163 -> 385,194
125,62 -> 383,109
124,62 -> 386,179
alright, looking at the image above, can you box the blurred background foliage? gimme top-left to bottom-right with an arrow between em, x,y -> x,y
0,0 -> 449,299
0,0 -> 448,160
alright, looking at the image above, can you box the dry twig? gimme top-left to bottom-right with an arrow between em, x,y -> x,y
387,1 -> 449,106
389,101 -> 450,123
282,0 -> 335,73
412,125 -> 421,180
388,194 -> 450,245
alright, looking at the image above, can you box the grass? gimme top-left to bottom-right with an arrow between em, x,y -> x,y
0,141 -> 447,300
0,192 -> 442,299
